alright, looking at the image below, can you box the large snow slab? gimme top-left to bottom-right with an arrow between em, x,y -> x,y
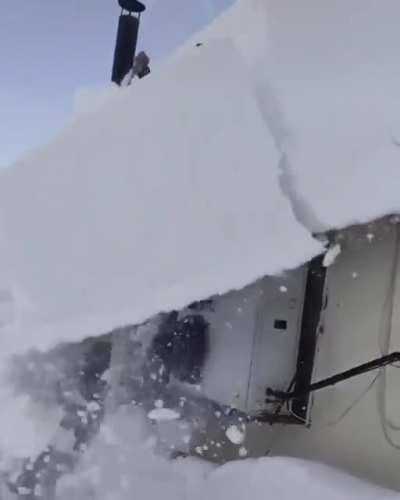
3,0 -> 399,350
195,0 -> 400,233
262,0 -> 400,232
0,40 -> 320,353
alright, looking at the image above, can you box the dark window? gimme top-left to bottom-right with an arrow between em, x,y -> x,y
274,319 -> 287,330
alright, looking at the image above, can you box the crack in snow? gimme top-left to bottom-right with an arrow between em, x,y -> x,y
253,79 -> 325,234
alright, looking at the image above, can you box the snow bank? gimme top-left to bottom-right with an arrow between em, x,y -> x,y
0,35 -> 320,354
55,407 -> 395,500
200,458 -> 396,500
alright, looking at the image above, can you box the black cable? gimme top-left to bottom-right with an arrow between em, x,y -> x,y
267,352 -> 400,402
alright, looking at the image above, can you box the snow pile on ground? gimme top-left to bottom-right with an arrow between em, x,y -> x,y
199,458 -> 397,500
140,0 -> 235,60
54,407 -> 395,500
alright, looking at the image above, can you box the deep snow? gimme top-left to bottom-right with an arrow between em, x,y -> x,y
2,0 -> 400,354
0,36 -> 320,354
1,0 -> 400,498
54,406 -> 396,500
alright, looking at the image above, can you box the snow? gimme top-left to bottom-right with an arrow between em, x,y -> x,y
238,446 -> 248,457
225,425 -> 245,445
196,0 -> 400,234
53,406 -> 396,500
323,244 -> 342,268
0,0 -> 399,353
0,31 -> 321,355
17,486 -> 31,496
1,0 -> 400,496
1,0 -> 400,353
198,458 -> 396,500
258,0 -> 400,233
73,84 -> 124,116
0,387 -> 61,462
147,408 -> 181,422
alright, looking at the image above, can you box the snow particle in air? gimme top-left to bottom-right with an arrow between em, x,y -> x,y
239,446 -> 248,458
323,243 -> 341,267
87,401 -> 101,412
147,408 -> 180,421
226,425 -> 245,445
366,233 -> 375,242
17,487 -> 32,496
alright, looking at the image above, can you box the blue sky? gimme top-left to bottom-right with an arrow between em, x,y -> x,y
0,0 -> 233,167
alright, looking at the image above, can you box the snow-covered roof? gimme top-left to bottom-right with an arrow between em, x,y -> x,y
1,0 -> 400,353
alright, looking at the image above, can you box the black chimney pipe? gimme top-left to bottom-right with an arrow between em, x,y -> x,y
111,1 -> 146,85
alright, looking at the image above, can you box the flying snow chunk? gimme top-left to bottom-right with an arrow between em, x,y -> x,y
323,244 -> 341,268
226,425 -> 245,445
147,408 -> 180,422
239,446 -> 248,457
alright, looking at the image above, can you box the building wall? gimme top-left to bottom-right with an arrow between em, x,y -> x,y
272,218 -> 400,490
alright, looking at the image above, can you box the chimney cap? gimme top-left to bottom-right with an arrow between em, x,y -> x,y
118,0 -> 146,13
